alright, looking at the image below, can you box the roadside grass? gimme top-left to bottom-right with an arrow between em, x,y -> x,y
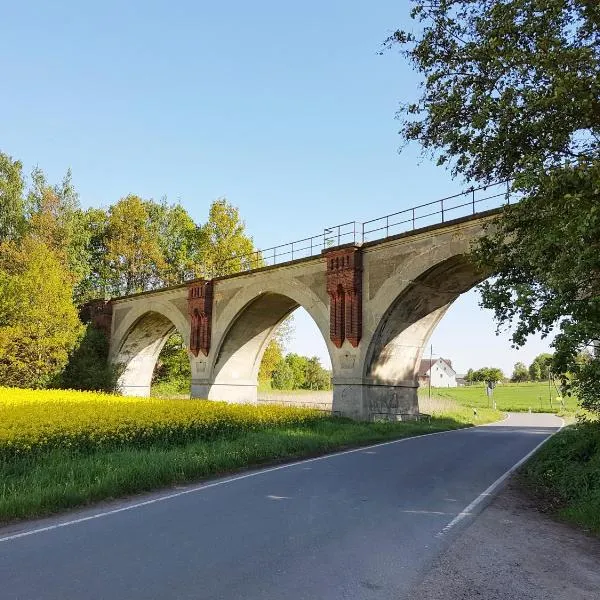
420,382 -> 579,417
0,388 -> 500,523
519,420 -> 600,535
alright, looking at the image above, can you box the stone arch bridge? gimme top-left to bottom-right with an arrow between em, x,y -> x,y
86,208 -> 500,420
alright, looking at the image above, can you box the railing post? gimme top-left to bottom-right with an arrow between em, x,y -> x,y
310,237 -> 313,256
441,199 -> 445,222
412,208 -> 415,229
386,215 -> 389,237
337,226 -> 340,246
506,180 -> 510,205
361,222 -> 365,243
472,188 -> 476,214
273,247 -> 276,265
291,242 -> 294,261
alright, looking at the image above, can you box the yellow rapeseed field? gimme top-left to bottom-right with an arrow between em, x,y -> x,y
0,387 -> 326,458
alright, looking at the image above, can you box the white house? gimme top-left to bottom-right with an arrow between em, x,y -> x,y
418,358 -> 457,388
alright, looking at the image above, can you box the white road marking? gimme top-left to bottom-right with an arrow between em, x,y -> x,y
437,417 -> 565,537
0,414 -> 560,545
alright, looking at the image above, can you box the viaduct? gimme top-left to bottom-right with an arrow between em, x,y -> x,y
85,188 -> 507,420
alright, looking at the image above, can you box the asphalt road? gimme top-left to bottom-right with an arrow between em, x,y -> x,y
0,413 -> 562,600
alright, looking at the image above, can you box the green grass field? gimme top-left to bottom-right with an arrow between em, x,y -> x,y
419,382 -> 579,416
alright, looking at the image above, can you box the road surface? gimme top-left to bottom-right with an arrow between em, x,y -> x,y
0,413 -> 562,599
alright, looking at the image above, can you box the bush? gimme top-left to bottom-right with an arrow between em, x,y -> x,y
521,421 -> 600,533
58,325 -> 121,392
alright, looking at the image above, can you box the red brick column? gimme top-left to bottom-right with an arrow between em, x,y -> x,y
188,280 -> 213,357
324,246 -> 362,348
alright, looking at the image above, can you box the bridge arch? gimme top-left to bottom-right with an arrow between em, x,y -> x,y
195,278 -> 333,403
111,300 -> 191,397
355,250 -> 487,418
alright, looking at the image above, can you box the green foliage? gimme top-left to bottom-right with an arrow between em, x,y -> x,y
521,422 -> 600,534
0,237 -> 82,388
259,339 -> 284,383
467,367 -> 504,383
304,356 -> 332,390
511,362 -> 529,383
387,0 -> 598,182
0,151 -> 26,241
149,200 -> 202,285
151,332 -> 191,396
388,1 -> 600,414
198,198 -> 257,276
474,163 -> 600,413
27,168 -> 91,294
59,325 -> 121,392
271,353 -> 331,391
528,353 -> 553,381
272,360 -> 295,390
104,195 -> 167,295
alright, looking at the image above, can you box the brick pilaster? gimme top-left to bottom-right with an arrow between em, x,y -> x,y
324,246 -> 362,348
188,280 -> 213,357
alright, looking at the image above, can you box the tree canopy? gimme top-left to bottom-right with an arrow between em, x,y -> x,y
0,236 -> 82,388
0,150 -> 265,391
388,0 -> 600,413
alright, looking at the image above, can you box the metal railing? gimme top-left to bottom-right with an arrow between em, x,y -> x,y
188,180 -> 512,280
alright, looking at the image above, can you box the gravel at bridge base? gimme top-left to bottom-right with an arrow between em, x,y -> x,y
412,480 -> 600,599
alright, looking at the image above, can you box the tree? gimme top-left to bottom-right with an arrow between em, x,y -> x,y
149,200 -> 202,285
0,151 -> 26,241
27,167 -> 91,292
259,339 -> 284,384
152,332 -> 191,394
528,353 -> 553,381
387,0 -> 600,413
511,362 -> 529,383
59,325 -> 121,391
465,368 -> 475,383
304,356 -> 331,390
75,207 -> 110,303
258,315 -> 295,385
272,360 -> 295,390
198,199 -> 257,276
284,353 -> 308,390
470,367 -> 504,383
104,195 -> 166,295
0,237 -> 82,388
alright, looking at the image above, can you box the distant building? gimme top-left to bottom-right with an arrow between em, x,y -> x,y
455,374 -> 467,387
418,358 -> 457,388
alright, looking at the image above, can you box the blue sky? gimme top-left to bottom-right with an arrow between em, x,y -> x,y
1,1 -> 553,375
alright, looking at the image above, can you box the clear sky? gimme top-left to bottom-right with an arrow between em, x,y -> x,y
1,1 -> 553,376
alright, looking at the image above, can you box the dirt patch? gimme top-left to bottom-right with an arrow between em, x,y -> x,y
412,480 -> 600,600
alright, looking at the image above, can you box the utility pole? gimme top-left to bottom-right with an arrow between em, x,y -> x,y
428,344 -> 433,401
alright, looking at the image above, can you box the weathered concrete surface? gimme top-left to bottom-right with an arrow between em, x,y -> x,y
108,212 -> 494,417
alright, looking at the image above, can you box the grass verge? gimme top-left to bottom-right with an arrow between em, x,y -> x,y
0,412 -> 498,524
519,420 -> 600,535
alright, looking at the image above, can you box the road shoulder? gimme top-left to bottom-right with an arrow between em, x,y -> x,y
412,479 -> 600,600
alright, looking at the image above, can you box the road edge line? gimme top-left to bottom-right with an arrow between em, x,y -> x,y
0,412 -> 525,544
437,417 -> 566,537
